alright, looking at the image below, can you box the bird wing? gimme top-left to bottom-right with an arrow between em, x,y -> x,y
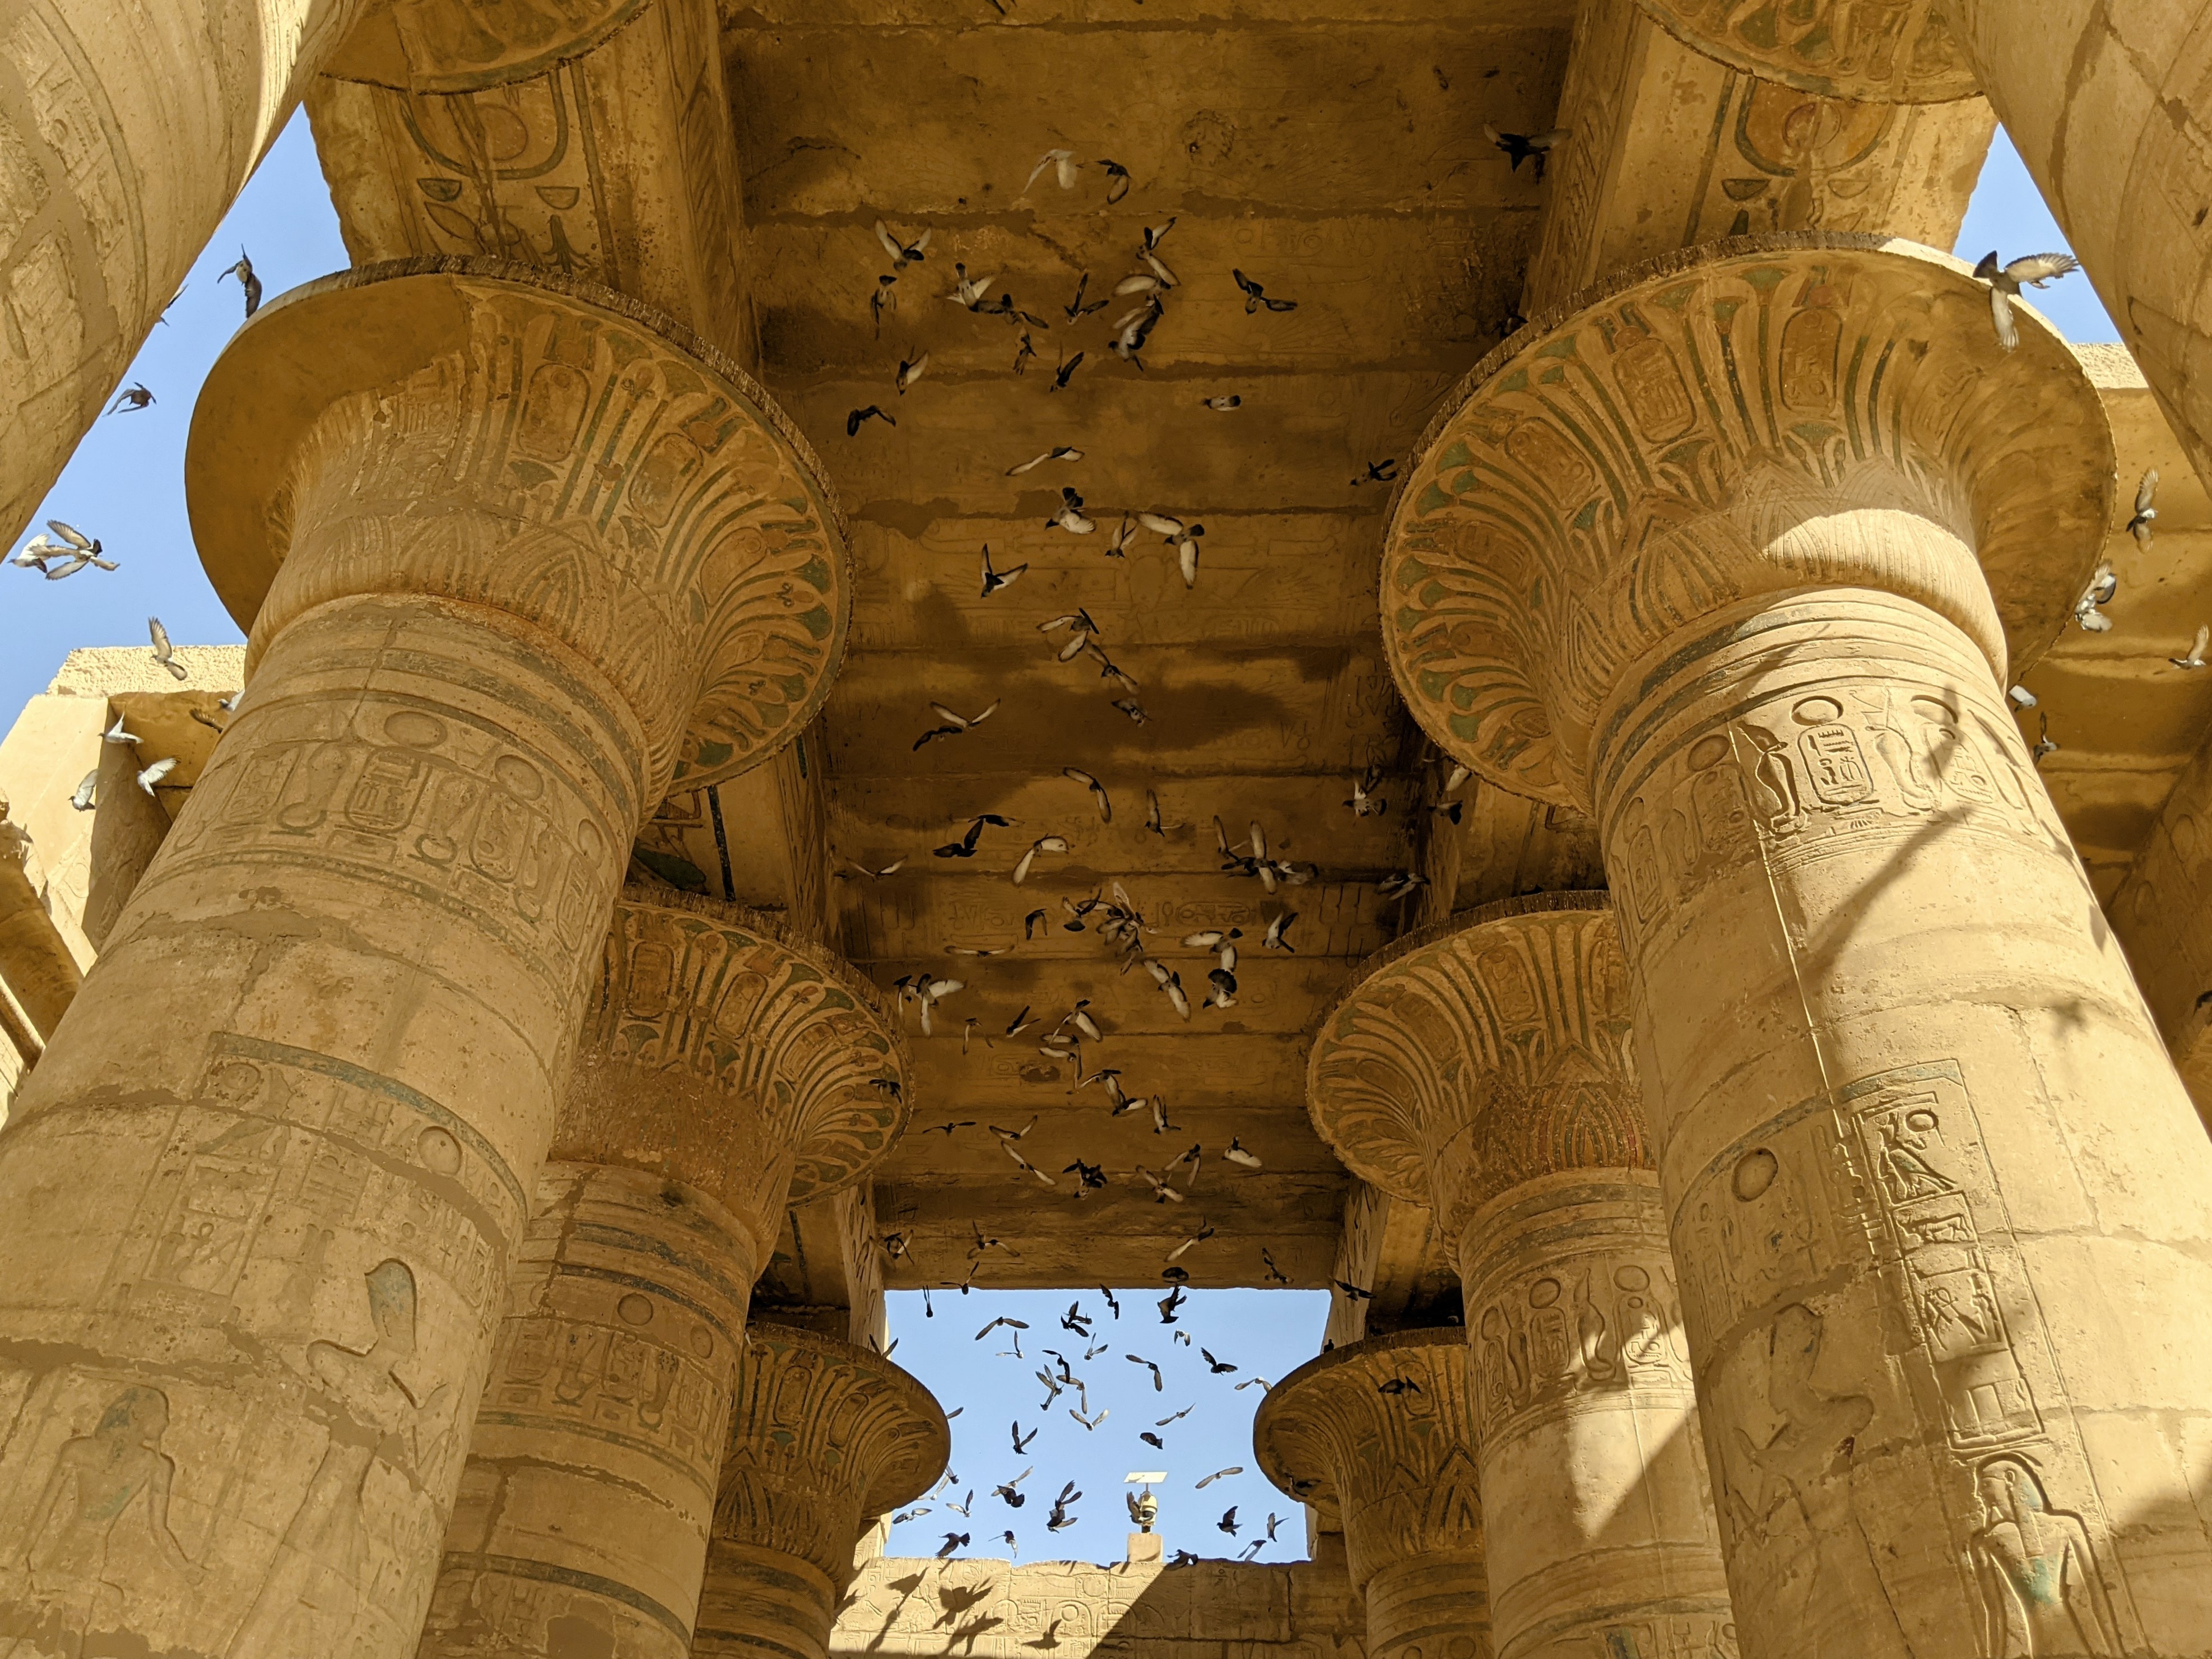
1988,286 -> 2018,352
874,220 -> 904,261
2005,252 -> 2080,285
47,521 -> 89,551
2139,469 -> 2160,515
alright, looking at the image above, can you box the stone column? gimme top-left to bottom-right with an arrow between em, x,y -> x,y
1307,895 -> 1737,1659
1381,232 -> 2212,1658
0,260 -> 849,1659
417,895 -> 911,1657
1629,0 -> 2212,495
693,1323 -> 949,1659
1255,1330 -> 1492,1659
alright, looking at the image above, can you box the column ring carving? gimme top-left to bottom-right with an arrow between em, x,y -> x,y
1379,232 -> 2114,810
187,255 -> 851,808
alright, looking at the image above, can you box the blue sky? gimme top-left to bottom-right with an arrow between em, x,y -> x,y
0,113 -> 2128,1568
877,1286 -> 1331,1564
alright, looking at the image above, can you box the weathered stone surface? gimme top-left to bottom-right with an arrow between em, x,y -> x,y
695,1323 -> 949,1659
0,259 -> 842,1659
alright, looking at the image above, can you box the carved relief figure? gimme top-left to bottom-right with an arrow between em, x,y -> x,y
226,1260 -> 447,1656
1726,1303 -> 1913,1658
1970,1456 -> 2120,1658
8,1386 -> 202,1648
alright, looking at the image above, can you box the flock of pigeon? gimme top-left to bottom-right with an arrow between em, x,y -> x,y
883,1289 -> 1298,1565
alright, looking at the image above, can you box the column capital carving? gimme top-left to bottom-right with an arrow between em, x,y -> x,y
714,1323 -> 950,1588
1253,1329 -> 1483,1592
1632,0 -> 1979,103
1380,233 -> 2113,808
187,256 -> 851,807
1308,894 -> 1641,1246
558,889 -> 911,1247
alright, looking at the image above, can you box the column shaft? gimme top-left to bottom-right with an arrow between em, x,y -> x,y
1596,584 -> 2212,1657
1361,1553 -> 1493,1659
1460,1172 -> 1734,1659
0,592 -> 642,1657
691,1539 -> 838,1659
0,0 -> 360,541
419,1163 -> 752,1658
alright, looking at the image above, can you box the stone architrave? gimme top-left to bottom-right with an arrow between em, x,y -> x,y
1254,1330 -> 1492,1659
1381,231 -> 2212,1658
0,259 -> 849,1659
417,894 -> 911,1658
1630,0 -> 2212,505
693,1323 -> 950,1659
1307,894 -> 1737,1659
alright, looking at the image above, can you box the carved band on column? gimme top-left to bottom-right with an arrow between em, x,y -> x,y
695,1323 -> 951,1659
1255,1329 -> 1491,1659
1382,233 -> 2212,1659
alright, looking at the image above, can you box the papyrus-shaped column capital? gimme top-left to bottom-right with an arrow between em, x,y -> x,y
187,256 -> 853,811
1382,233 -> 2114,808
559,889 -> 912,1261
1307,892 -> 1639,1253
1256,1330 -> 1490,1659
695,1325 -> 949,1659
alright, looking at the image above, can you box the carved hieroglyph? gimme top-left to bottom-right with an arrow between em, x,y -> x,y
1382,238 -> 2212,1658
1528,2 -> 1993,313
1254,1331 -> 1490,1659
1309,898 -> 1736,1659
1632,0 -> 1977,103
420,1163 -> 753,1659
187,256 -> 852,800
1383,233 -> 2111,811
306,0 -> 751,359
419,896 -> 909,1657
696,1323 -> 949,1659
0,263 -> 849,1659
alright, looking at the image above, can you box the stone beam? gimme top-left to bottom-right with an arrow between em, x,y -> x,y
420,892 -> 910,1657
1383,231 -> 2212,1659
1254,1329 -> 1491,1659
1308,894 -> 1735,1658
1526,0 -> 1991,315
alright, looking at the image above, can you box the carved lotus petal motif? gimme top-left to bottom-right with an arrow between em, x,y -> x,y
1382,233 -> 2114,807
561,889 -> 909,1217
715,1322 -> 950,1584
189,258 -> 852,807
1308,893 -> 1640,1237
